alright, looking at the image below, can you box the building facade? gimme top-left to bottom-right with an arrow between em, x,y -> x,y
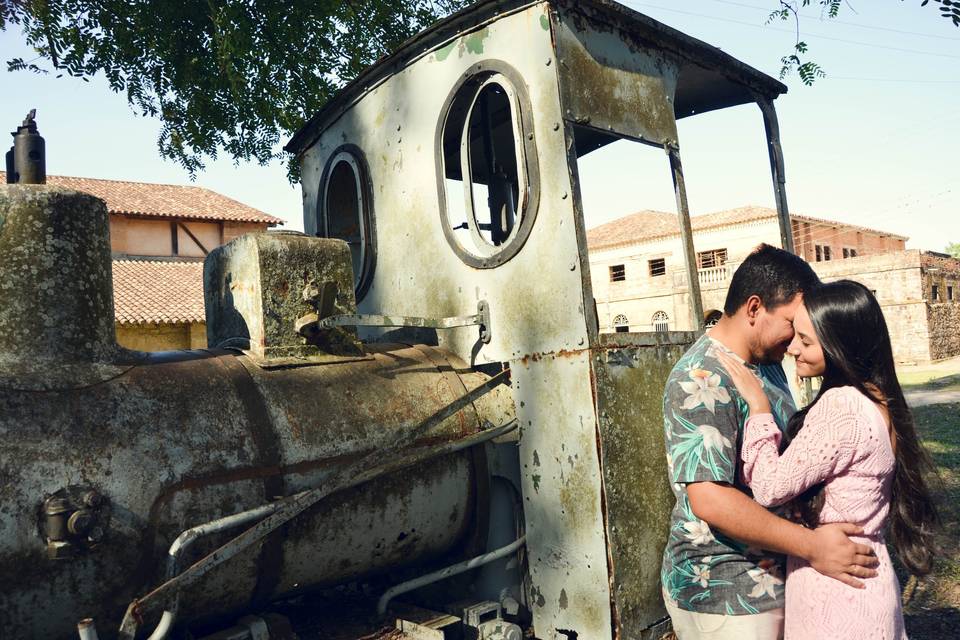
587,206 -> 958,363
1,172 -> 283,350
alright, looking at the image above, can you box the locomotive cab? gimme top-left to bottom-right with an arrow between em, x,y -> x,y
286,1 -> 792,638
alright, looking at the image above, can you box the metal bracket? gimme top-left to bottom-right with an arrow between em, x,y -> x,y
310,300 -> 492,344
41,486 -> 110,560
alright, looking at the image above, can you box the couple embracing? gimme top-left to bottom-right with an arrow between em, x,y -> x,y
660,244 -> 939,640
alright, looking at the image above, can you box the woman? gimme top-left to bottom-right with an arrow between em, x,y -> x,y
717,280 -> 938,640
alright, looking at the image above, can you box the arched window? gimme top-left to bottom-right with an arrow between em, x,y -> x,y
705,310 -> 722,328
613,314 -> 629,333
319,146 -> 375,300
652,311 -> 669,332
438,62 -> 539,268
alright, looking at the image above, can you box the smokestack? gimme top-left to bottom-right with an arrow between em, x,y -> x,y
6,109 -> 46,185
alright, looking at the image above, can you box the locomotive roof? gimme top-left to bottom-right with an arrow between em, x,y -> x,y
286,0 -> 787,156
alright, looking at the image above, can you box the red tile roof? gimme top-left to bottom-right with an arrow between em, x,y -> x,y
1,172 -> 283,225
112,258 -> 205,324
586,206 -> 907,250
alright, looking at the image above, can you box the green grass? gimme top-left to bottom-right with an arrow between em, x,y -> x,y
902,402 -> 960,637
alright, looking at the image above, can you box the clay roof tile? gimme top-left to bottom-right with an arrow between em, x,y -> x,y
0,172 -> 283,225
111,258 -> 205,325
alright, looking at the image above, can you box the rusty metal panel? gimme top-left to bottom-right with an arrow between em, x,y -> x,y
554,5 -> 679,146
513,351 -> 615,639
593,331 -> 696,638
0,338 -> 511,638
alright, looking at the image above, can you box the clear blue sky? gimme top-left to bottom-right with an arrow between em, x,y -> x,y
1,1 -> 957,250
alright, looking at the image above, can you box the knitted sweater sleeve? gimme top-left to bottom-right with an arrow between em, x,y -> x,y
741,387 -> 865,507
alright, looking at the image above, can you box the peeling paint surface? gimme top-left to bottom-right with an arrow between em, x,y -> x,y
0,340 -> 513,638
594,331 -> 697,638
514,352 -> 614,638
555,5 -> 679,146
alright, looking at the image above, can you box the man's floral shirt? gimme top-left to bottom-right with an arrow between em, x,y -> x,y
660,333 -> 796,615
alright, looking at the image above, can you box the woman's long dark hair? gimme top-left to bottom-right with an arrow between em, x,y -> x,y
786,280 -> 939,575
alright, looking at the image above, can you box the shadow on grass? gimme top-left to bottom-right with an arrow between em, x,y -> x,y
902,373 -> 960,391
905,607 -> 960,637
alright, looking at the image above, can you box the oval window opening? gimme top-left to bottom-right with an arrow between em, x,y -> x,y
440,67 -> 537,268
466,82 -> 521,247
321,149 -> 374,298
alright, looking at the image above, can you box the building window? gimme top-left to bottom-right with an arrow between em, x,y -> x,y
932,285 -> 939,301
652,311 -> 669,332
842,247 -> 858,259
438,64 -> 539,269
815,245 -> 832,262
949,285 -> 954,301
613,314 -> 629,333
649,258 -> 666,277
609,264 -> 626,282
320,145 -> 376,300
697,248 -> 728,269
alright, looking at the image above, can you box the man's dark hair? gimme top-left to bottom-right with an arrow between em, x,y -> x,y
723,243 -> 819,316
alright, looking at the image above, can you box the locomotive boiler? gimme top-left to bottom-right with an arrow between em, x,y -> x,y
1,1 -> 800,639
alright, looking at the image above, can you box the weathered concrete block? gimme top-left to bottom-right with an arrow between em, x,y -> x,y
0,185 -> 117,364
204,231 -> 361,359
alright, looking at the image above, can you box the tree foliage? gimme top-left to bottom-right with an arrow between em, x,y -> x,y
0,0 -> 469,177
770,1 -> 960,85
946,243 -> 960,259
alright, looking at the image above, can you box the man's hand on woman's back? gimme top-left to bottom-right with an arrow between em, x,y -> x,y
803,522 -> 880,589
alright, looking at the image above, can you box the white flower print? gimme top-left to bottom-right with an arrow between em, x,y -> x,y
665,453 -> 674,475
747,566 -> 784,599
692,564 -> 711,587
683,519 -> 715,546
679,368 -> 731,413
696,424 -> 732,451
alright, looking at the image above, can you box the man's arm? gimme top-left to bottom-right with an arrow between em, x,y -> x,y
688,481 -> 879,588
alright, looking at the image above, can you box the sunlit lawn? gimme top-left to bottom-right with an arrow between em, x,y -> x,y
901,401 -> 960,638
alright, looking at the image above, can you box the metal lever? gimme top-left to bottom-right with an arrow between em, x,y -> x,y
311,300 -> 491,344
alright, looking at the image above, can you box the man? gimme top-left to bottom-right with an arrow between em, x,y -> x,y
660,244 -> 878,639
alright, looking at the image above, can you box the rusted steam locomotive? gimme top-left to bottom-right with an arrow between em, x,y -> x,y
0,1 -> 797,638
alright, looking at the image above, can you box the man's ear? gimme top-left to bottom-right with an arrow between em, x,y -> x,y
744,295 -> 763,325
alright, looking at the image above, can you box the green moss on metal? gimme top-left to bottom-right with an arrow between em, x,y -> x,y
593,337 -> 694,637
204,232 -> 362,360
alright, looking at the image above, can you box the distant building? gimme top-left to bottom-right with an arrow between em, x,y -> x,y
587,206 -> 959,364
2,172 -> 283,350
